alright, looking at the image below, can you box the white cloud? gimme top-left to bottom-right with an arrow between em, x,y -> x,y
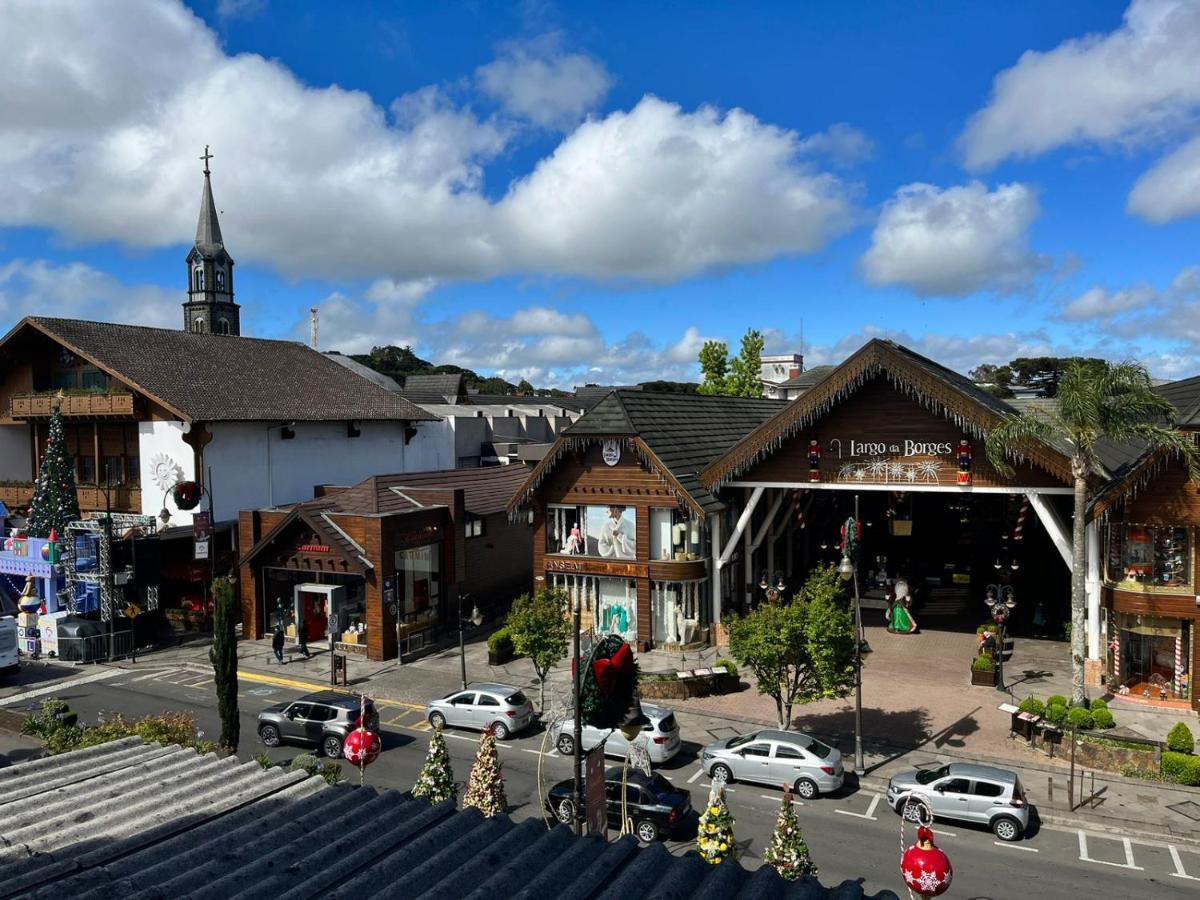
960,0 -> 1200,171
1127,134 -> 1200,222
216,0 -> 265,19
798,123 -> 874,166
860,181 -> 1047,296
0,259 -> 181,329
476,34 -> 611,129
500,96 -> 857,280
1060,282 -> 1157,321
0,1 -> 857,285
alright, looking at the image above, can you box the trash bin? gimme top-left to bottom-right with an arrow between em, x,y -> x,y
331,651 -> 348,686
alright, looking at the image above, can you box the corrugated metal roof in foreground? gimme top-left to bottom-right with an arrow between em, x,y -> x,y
0,738 -> 899,900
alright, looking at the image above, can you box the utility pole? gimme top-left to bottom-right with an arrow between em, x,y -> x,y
852,494 -> 864,776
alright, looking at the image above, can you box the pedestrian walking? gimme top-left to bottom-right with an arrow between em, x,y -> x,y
272,624 -> 286,665
297,622 -> 311,659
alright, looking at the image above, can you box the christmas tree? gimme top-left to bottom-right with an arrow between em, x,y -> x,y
412,724 -> 456,805
28,405 -> 80,538
462,726 -> 507,817
696,782 -> 736,864
763,793 -> 818,880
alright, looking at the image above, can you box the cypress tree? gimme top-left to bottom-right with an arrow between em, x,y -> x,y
210,576 -> 239,752
27,405 -> 81,538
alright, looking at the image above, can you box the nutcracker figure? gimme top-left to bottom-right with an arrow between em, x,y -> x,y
808,440 -> 821,482
956,438 -> 972,485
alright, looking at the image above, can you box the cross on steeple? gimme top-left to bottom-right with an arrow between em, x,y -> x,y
200,145 -> 213,175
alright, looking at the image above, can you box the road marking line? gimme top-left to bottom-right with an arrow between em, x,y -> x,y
760,794 -> 804,806
1169,846 -> 1200,881
384,713 -> 412,726
834,793 -> 880,821
699,784 -> 736,793
412,719 -> 431,731
1,668 -> 123,705
131,670 -> 170,682
688,769 -> 704,784
1076,831 -> 1143,870
995,841 -> 1037,852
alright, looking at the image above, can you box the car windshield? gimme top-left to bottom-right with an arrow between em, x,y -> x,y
727,733 -> 757,749
644,775 -> 675,801
915,765 -> 951,785
505,692 -> 528,706
805,738 -> 833,759
657,714 -> 677,733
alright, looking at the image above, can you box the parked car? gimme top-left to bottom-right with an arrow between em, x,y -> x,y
425,683 -> 535,740
257,691 -> 379,758
701,729 -> 844,799
887,762 -> 1029,841
0,617 -> 18,677
551,703 -> 681,764
546,767 -> 692,843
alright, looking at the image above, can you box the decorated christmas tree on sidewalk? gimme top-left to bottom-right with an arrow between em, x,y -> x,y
412,724 -> 456,805
763,792 -> 818,880
28,405 -> 80,538
462,726 -> 507,817
696,780 -> 737,864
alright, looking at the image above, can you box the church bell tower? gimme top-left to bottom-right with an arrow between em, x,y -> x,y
183,146 -> 240,336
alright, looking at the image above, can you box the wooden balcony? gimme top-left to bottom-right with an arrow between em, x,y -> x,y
0,482 -> 34,508
10,392 -> 136,419
76,485 -> 142,513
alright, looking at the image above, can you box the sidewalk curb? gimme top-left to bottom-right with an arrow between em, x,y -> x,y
236,669 -> 424,710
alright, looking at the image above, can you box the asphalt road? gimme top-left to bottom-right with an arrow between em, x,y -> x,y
4,662 -> 1200,899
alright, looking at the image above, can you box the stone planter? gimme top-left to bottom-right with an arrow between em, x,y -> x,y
971,667 -> 997,687
488,647 -> 514,666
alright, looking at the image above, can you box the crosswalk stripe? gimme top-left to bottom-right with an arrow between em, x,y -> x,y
1,668 -> 122,705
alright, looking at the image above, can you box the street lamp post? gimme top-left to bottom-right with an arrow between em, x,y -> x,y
985,584 -> 1017,693
838,497 -> 866,777
457,593 -> 483,690
100,461 -> 115,663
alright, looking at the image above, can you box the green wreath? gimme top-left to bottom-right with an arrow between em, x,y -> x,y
579,635 -> 640,730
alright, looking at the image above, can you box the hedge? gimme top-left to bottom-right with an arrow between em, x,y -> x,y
1089,698 -> 1108,712
1018,697 -> 1045,717
714,658 -> 738,677
1167,722 -> 1195,755
1091,708 -> 1115,730
1066,707 -> 1094,730
1162,751 -> 1200,786
971,654 -> 995,673
1044,704 -> 1068,726
1046,695 -> 1068,709
487,627 -> 514,654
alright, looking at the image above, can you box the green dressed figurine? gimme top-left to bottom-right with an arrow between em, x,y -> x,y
886,579 -> 918,634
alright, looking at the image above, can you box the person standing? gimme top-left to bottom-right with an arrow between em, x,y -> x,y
271,624 -> 286,665
297,620 -> 311,659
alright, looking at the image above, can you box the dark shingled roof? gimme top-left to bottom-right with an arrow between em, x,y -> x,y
311,465 -> 533,518
6,317 -> 434,424
573,384 -> 641,410
0,739 -> 898,900
469,393 -> 588,412
775,365 -> 835,391
567,391 -> 786,512
324,351 -> 404,391
1157,374 -> 1200,428
401,373 -> 466,405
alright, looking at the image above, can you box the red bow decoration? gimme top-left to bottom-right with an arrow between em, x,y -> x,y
591,641 -> 634,696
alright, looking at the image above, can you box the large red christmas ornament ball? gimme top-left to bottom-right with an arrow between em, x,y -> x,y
171,481 -> 203,511
901,826 -> 952,898
343,728 -> 381,767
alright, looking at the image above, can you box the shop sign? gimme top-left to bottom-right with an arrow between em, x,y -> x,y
546,557 -> 645,577
192,511 -> 213,542
296,543 -> 330,553
194,538 -> 210,561
601,440 -> 622,467
585,746 -> 607,836
829,438 -> 956,458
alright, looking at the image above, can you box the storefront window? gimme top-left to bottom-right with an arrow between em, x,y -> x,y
546,504 -> 637,559
397,544 -> 440,615
651,579 -> 706,644
650,509 -> 705,561
1116,613 -> 1187,699
1107,525 -> 1190,588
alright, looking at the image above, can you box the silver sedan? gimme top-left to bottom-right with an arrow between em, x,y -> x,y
701,729 -> 844,799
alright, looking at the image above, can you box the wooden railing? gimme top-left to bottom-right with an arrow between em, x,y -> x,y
0,483 -> 34,508
10,393 -> 135,419
76,485 -> 142,513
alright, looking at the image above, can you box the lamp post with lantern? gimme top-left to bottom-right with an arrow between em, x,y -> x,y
985,583 -> 1017,693
457,592 -> 484,690
838,495 -> 866,777
758,570 -> 787,603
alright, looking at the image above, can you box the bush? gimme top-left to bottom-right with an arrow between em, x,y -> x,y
1167,722 -> 1196,754
1091,708 -> 1115,730
1044,703 -> 1068,726
976,624 -> 997,635
1066,707 -> 1094,730
1089,698 -> 1108,712
290,753 -> 320,775
715,658 -> 738,677
487,627 -> 514,654
1047,695 -> 1068,709
21,699 -> 78,739
1162,751 -> 1200,786
254,753 -> 274,769
971,654 -> 995,673
320,761 -> 345,785
1018,697 -> 1045,717
22,703 -> 217,756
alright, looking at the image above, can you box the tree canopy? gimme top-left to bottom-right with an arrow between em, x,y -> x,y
970,356 -> 1108,399
506,588 -> 571,713
698,328 -> 765,398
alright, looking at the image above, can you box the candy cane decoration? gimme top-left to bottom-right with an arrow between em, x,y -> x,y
1176,635 -> 1183,696
1012,496 -> 1030,542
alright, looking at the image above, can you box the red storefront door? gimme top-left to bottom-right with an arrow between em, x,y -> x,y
297,590 -> 328,642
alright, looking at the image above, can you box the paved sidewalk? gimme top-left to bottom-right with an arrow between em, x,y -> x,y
113,624 -> 1200,843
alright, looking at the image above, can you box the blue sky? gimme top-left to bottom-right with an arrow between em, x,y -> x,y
3,0 -> 1200,385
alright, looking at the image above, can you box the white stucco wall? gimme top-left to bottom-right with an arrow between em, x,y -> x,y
0,424 -> 30,481
138,421 -> 196,521
198,419 -> 453,521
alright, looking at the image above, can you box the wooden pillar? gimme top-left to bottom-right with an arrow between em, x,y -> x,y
93,422 -> 100,487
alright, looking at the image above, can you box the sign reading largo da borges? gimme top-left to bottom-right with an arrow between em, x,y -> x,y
833,439 -> 955,458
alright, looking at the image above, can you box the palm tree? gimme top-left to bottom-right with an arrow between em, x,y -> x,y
985,360 -> 1198,706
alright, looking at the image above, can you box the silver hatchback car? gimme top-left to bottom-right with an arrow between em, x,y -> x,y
552,703 -> 681,764
701,729 -> 844,799
887,762 -> 1029,841
426,683 -> 535,740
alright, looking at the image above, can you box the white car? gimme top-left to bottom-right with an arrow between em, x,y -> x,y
425,683 -> 535,741
552,703 -> 681,764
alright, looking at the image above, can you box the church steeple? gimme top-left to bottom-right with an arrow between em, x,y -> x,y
183,146 -> 240,336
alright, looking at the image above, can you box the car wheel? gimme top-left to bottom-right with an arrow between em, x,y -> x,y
902,801 -> 924,823
710,763 -> 733,784
793,777 -> 819,800
635,820 -> 659,843
992,816 -> 1023,842
554,799 -> 575,825
322,734 -> 343,759
428,711 -> 446,730
556,734 -> 575,755
492,721 -> 511,741
258,724 -> 281,748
